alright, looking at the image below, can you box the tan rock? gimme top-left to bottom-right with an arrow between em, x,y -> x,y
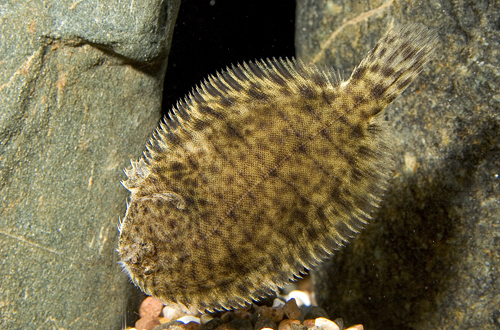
345,325 -> 363,330
259,305 -> 285,323
314,318 -> 339,330
283,299 -> 301,319
278,318 -> 301,330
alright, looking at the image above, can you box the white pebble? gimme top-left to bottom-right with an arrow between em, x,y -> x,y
162,306 -> 186,321
272,298 -> 286,307
315,318 -> 340,330
286,290 -> 311,307
177,315 -> 201,324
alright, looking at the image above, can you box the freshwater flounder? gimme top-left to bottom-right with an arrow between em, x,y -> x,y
117,23 -> 438,312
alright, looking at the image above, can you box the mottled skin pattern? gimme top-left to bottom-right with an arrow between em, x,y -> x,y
117,24 -> 438,312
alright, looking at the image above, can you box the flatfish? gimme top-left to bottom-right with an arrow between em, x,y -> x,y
117,23 -> 438,312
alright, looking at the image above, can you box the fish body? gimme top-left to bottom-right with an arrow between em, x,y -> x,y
117,24 -> 437,312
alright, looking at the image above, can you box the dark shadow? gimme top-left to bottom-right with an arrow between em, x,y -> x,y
315,115 -> 500,329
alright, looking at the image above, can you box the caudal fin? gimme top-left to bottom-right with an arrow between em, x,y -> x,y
347,23 -> 438,107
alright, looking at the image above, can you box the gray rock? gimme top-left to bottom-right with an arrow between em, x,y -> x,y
296,0 -> 500,329
254,316 -> 277,330
0,0 -> 180,329
230,318 -> 253,330
202,318 -> 225,330
303,306 -> 329,320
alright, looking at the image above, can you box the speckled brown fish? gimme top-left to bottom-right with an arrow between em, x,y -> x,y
117,23 -> 437,312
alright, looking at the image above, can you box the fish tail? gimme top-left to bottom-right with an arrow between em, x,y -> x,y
346,23 -> 438,113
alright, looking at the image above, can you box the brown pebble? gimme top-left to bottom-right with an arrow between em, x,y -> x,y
140,297 -> 164,318
314,318 -> 339,330
221,311 -> 236,322
259,306 -> 284,323
283,299 -> 300,320
234,307 -> 252,319
136,316 -> 161,330
302,319 -> 315,329
278,319 -> 300,330
181,321 -> 201,330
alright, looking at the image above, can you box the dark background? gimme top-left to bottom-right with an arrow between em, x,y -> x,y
162,0 -> 296,115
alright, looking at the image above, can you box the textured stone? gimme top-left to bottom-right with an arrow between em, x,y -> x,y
140,296 -> 165,318
0,1 -> 180,329
283,298 -> 301,320
278,319 -> 301,330
290,324 -> 308,330
296,0 -> 500,329
314,318 -> 340,330
259,306 -> 285,323
254,316 -> 278,330
304,307 -> 329,320
229,318 -> 253,330
137,317 -> 162,330
201,318 -> 225,330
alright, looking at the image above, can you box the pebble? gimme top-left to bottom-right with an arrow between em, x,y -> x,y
283,299 -> 301,320
234,307 -> 252,320
140,297 -> 164,318
303,307 -> 328,320
201,318 -> 225,330
136,316 -> 161,330
290,323 -> 307,330
178,316 -> 201,324
272,299 -> 285,308
163,306 -> 187,322
259,306 -> 284,323
182,322 -> 201,330
254,316 -> 278,330
302,319 -> 315,329
229,317 -> 253,330
345,326 -> 363,330
221,311 -> 237,322
278,319 -> 301,330
332,319 -> 343,330
214,323 -> 238,330
314,318 -> 339,330
200,314 -> 214,325
285,291 -> 311,307
153,321 -> 185,330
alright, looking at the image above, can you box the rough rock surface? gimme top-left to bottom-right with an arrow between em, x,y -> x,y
296,0 -> 500,329
0,1 -> 180,329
